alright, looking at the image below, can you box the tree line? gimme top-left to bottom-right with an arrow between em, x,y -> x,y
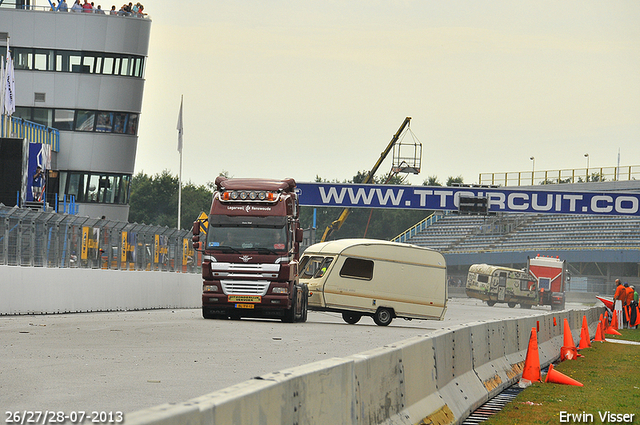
128,170 -> 465,241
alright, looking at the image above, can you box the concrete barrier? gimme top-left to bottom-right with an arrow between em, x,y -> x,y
0,265 -> 201,315
124,306 -> 604,425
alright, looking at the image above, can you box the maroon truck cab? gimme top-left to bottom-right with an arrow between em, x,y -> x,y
192,177 -> 307,322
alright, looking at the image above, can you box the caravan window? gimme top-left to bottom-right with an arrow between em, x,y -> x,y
340,257 -> 374,280
300,256 -> 331,279
477,274 -> 489,284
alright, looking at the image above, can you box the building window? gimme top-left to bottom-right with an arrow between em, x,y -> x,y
32,108 -> 53,127
62,172 -> 131,204
53,109 -> 75,131
34,49 -> 54,71
14,107 -> 140,136
12,46 -> 145,78
96,112 -> 113,132
76,111 -> 96,132
126,114 -> 138,135
113,113 -> 127,133
13,47 -> 32,70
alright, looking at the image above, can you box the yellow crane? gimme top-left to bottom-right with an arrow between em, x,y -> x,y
320,117 -> 415,242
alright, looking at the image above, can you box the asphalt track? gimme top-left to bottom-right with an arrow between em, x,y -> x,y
1,298 -> 582,416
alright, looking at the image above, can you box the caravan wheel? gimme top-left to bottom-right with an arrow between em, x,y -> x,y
373,308 -> 393,326
342,312 -> 362,324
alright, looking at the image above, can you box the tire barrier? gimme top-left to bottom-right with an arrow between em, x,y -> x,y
125,306 -> 603,425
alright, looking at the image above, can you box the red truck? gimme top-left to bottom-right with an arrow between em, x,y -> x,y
192,177 -> 307,322
526,254 -> 569,310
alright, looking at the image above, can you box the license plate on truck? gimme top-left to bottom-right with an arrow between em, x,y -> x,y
228,295 -> 261,303
235,303 -> 254,309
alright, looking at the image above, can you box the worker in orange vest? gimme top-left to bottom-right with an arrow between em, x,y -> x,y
613,280 -> 625,305
624,283 -> 634,328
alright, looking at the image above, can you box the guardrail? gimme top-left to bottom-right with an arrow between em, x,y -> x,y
479,165 -> 640,187
124,306 -> 603,425
0,205 -> 199,272
0,2 -> 150,17
391,211 -> 445,243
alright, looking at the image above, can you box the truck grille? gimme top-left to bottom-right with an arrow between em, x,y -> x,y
221,280 -> 270,296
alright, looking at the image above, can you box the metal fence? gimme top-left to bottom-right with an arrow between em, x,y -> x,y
0,205 -> 200,272
479,165 -> 640,186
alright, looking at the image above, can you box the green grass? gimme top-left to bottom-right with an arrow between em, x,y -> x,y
483,329 -> 640,424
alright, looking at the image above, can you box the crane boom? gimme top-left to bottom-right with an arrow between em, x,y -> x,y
320,117 -> 412,242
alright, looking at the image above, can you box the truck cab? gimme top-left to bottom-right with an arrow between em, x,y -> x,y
193,177 -> 306,322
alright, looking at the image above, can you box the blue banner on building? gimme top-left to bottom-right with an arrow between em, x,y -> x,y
27,143 -> 51,202
296,182 -> 640,217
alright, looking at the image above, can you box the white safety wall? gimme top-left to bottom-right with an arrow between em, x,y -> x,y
124,306 -> 603,425
0,266 -> 201,315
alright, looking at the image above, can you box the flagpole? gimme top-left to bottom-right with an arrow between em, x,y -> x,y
177,95 -> 184,229
1,57 -> 5,138
178,144 -> 182,228
1,37 -> 7,138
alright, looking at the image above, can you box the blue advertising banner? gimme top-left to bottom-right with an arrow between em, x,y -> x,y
296,182 -> 640,216
27,143 -> 51,202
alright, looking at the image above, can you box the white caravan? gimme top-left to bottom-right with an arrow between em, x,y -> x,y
299,239 -> 447,326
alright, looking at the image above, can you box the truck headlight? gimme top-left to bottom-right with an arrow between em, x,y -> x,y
204,285 -> 219,292
272,287 -> 289,294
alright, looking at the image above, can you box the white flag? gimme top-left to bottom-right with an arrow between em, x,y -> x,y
4,50 -> 15,116
177,95 -> 183,153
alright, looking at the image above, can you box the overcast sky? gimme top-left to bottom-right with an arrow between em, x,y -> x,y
134,1 -> 640,187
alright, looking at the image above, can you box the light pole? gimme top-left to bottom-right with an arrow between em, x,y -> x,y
530,156 -> 535,185
584,153 -> 589,181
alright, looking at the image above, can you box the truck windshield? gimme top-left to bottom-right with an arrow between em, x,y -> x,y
206,215 -> 288,253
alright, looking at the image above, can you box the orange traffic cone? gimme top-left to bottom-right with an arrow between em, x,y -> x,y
578,316 -> 591,349
545,364 -> 583,386
605,310 -> 622,335
553,317 -> 557,326
560,318 -> 578,360
593,321 -> 605,342
519,327 -> 541,387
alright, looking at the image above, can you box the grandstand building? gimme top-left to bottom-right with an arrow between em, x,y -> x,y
399,180 -> 640,295
0,5 -> 151,221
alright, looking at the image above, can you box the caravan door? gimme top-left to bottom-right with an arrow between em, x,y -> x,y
497,271 -> 507,301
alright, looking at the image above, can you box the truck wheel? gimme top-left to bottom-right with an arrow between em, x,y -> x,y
486,300 -> 496,307
373,308 -> 393,326
282,286 -> 298,323
508,302 -> 517,308
299,285 -> 309,323
342,312 -> 362,324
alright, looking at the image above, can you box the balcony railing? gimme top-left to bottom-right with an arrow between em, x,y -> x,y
1,115 -> 60,151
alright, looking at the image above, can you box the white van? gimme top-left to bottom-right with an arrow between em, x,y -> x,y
299,239 -> 447,326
